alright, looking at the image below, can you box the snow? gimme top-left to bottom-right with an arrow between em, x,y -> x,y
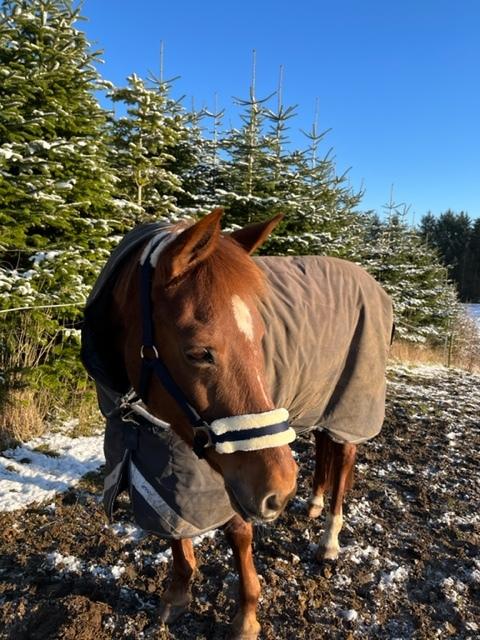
46,550 -> 82,574
46,549 -> 127,582
465,303 -> 480,329
0,430 -> 104,512
378,565 -> 409,591
339,608 -> 358,622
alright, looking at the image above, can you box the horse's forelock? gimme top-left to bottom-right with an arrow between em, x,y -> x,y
164,220 -> 265,300
193,235 -> 266,303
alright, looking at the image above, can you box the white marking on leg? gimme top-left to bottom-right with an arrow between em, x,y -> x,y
310,494 -> 325,509
320,512 -> 343,560
232,295 -> 254,341
308,492 -> 324,518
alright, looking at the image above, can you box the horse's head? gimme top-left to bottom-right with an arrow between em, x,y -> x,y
120,209 -> 297,522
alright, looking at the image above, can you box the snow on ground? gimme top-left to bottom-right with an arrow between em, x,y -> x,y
0,427 -> 104,512
465,303 -> 480,328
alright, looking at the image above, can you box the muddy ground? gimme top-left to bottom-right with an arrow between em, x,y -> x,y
0,365 -> 479,639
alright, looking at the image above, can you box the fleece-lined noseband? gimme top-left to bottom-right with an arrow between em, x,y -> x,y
137,231 -> 296,458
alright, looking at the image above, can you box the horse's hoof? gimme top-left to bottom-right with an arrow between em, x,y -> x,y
315,545 -> 339,563
158,600 -> 189,624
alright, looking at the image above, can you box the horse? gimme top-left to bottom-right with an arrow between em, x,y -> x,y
81,208 -> 393,639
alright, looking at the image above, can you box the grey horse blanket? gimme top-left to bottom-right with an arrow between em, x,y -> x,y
82,224 -> 393,538
259,256 -> 393,443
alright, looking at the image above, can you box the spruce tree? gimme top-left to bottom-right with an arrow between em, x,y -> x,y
420,210 -> 475,301
192,76 -> 365,258
0,0 -> 122,311
467,219 -> 480,301
361,206 -> 458,343
108,73 -> 201,223
0,0 -> 123,427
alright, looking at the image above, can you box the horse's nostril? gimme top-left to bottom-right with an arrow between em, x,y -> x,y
262,493 -> 282,516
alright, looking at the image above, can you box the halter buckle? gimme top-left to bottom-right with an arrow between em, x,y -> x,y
140,344 -> 159,360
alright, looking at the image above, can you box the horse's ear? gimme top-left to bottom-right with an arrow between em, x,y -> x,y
163,208 -> 223,283
230,214 -> 284,255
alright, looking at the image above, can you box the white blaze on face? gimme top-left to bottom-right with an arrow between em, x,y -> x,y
231,294 -> 254,342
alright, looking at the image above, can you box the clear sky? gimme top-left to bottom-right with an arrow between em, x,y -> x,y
82,0 -> 480,221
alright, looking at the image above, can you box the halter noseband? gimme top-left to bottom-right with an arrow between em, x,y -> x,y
137,231 -> 296,458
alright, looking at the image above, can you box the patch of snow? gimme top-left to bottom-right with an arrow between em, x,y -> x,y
0,432 -> 104,512
378,565 -> 409,591
30,250 -> 61,266
465,303 -> 480,328
342,544 -> 380,566
441,577 -> 468,604
88,562 -> 126,581
109,522 -> 146,544
47,551 -> 82,574
339,608 -> 358,622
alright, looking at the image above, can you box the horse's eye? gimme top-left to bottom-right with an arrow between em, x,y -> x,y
185,347 -> 215,366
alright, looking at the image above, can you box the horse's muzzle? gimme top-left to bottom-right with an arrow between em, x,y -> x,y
227,476 -> 297,524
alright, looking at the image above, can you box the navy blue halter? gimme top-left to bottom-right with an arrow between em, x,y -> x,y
137,236 -> 291,458
138,241 -> 214,457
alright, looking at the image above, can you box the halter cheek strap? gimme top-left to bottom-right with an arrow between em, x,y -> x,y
138,230 -> 296,458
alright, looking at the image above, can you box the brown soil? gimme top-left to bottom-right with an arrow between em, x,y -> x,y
0,366 -> 479,639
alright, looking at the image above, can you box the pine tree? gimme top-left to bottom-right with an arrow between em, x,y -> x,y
0,0 -> 124,426
108,73 -> 202,223
0,0 -> 122,311
362,204 -> 458,343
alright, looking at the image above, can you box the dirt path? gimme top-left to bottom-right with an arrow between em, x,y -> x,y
0,365 -> 479,639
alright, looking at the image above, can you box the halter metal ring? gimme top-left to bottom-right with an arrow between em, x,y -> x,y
193,423 -> 214,459
140,345 -> 159,359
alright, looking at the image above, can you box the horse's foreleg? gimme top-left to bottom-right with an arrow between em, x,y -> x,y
308,430 -> 332,518
159,538 -> 196,624
223,515 -> 261,640
317,441 -> 356,561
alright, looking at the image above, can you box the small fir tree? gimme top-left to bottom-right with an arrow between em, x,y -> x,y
108,73 -> 202,223
361,204 -> 458,343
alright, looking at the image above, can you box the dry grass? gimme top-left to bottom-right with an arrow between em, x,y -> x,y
390,313 -> 480,374
56,389 -> 104,438
389,341 -> 446,367
0,385 -> 103,450
0,388 -> 45,450
0,311 -> 102,449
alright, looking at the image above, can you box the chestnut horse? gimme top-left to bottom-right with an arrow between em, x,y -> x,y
85,209 -> 392,639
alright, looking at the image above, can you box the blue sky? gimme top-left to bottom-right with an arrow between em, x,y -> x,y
82,0 -> 480,221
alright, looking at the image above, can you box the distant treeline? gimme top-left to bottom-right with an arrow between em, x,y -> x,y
420,211 -> 480,303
